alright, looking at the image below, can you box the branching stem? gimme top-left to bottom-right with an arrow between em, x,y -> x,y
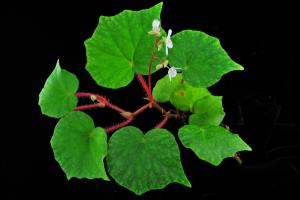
74,37 -> 175,133
105,118 -> 133,133
135,73 -> 153,104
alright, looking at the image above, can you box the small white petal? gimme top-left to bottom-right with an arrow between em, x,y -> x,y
151,19 -> 160,34
168,67 -> 178,81
152,19 -> 160,27
165,29 -> 173,56
167,29 -> 172,37
171,67 -> 177,76
166,39 -> 173,48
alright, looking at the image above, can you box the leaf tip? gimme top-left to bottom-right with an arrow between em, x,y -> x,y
245,145 -> 252,151
66,174 -> 73,181
104,176 -> 110,181
237,64 -> 244,70
184,180 -> 192,188
155,1 -> 164,9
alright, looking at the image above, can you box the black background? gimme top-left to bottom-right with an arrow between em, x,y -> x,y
2,0 -> 300,199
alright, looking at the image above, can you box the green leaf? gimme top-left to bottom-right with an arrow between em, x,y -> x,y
179,125 -> 251,166
170,77 -> 210,111
153,74 -> 210,111
51,111 -> 109,181
169,30 -> 244,88
152,73 -> 182,103
85,3 -> 165,89
38,60 -> 79,118
107,126 -> 191,195
189,95 -> 225,126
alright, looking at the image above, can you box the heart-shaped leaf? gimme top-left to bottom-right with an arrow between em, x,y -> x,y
39,60 -> 79,118
51,111 -> 109,180
179,125 -> 251,166
85,3 -> 165,89
169,30 -> 243,88
107,126 -> 191,195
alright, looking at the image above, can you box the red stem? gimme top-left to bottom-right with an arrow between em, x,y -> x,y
135,73 -> 153,103
148,36 -> 158,98
74,103 -> 104,111
76,92 -> 126,114
76,92 -> 96,98
133,103 -> 150,116
105,118 -> 133,133
155,115 -> 168,128
76,92 -> 107,102
105,101 -> 127,114
106,103 -> 150,133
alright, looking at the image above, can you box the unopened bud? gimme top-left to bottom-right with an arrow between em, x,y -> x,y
90,95 -> 97,101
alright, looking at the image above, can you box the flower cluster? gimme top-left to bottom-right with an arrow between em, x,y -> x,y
149,19 -> 181,81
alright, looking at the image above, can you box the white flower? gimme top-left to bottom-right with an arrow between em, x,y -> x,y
165,29 -> 173,56
168,66 -> 181,81
152,19 -> 160,33
149,19 -> 160,36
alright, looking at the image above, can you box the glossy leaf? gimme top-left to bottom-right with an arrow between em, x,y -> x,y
179,125 -> 251,166
189,95 -> 225,126
39,60 -> 79,118
85,3 -> 165,89
107,126 -> 191,195
169,30 -> 243,88
51,111 -> 109,180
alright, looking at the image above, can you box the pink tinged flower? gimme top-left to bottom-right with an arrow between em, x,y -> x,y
165,29 -> 173,56
168,66 -> 181,81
